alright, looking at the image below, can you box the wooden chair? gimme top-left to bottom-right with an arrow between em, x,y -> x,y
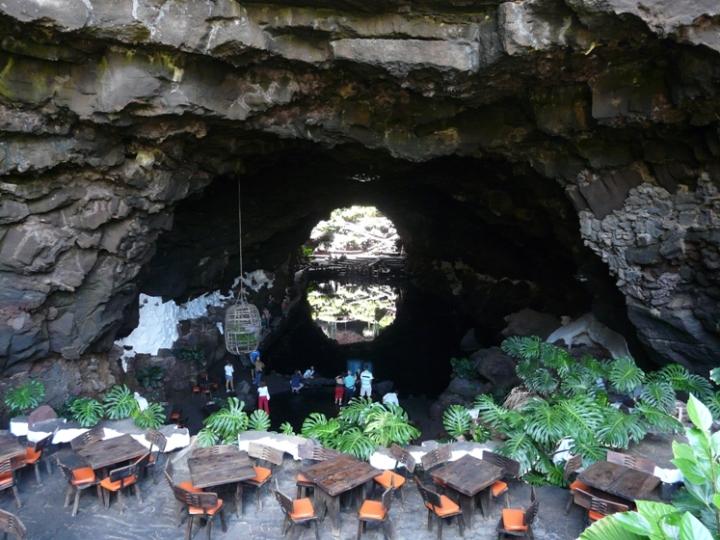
420,445 -> 451,474
99,454 -> 146,511
587,496 -> 630,525
606,450 -> 656,475
496,487 -> 539,539
244,443 -> 283,509
0,459 -> 20,509
172,485 -> 227,540
21,434 -> 53,485
272,481 -> 320,540
482,450 -> 521,507
0,508 -> 26,539
563,455 -> 588,513
389,444 -> 416,476
69,426 -> 104,451
416,478 -> 464,540
358,486 -> 394,540
145,430 -> 168,483
58,461 -> 102,516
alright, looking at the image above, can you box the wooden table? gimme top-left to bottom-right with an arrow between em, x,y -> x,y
0,434 -> 26,466
77,434 -> 148,470
302,454 -> 380,536
578,461 -> 661,502
188,448 -> 255,515
431,455 -> 503,526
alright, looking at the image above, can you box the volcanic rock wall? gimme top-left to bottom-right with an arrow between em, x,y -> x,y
0,0 -> 718,370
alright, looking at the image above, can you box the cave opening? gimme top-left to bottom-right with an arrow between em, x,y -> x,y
135,145 -> 637,407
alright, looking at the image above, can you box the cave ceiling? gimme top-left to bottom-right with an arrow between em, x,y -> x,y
0,0 -> 718,371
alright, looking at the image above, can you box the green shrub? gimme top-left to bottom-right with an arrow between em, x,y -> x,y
103,385 -> 139,420
69,397 -> 104,427
199,397 -> 249,446
4,380 -> 45,415
450,357 -> 477,379
442,404 -> 473,440
248,409 -> 271,431
279,422 -> 295,436
136,366 -> 164,389
132,403 -> 165,430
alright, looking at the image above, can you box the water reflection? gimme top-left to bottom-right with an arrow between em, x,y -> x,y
308,281 -> 398,344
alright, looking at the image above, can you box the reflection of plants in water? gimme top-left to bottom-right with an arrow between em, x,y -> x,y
308,282 -> 397,327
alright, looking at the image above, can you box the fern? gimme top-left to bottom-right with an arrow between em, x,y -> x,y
560,367 -> 598,396
608,357 -> 644,394
540,343 -> 572,375
684,374 -> 713,400
657,364 -> 691,390
248,409 -> 271,431
442,405 -> 473,440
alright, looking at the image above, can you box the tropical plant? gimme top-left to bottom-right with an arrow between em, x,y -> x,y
334,428 -> 376,460
174,347 -> 205,368
450,357 -> 477,379
301,412 -> 342,447
279,421 -> 295,436
3,380 -> 45,414
103,385 -> 139,420
132,402 -> 166,430
136,366 -> 164,389
199,397 -> 249,446
69,397 -> 104,427
364,404 -> 420,446
443,404 -> 474,440
248,409 -> 271,431
580,395 -> 719,540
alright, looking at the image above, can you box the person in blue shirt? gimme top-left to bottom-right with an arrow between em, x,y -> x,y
290,370 -> 304,394
343,370 -> 356,403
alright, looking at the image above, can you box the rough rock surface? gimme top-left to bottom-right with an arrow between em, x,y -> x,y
0,0 -> 718,371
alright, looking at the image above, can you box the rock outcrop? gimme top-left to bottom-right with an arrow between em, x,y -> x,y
0,0 -> 718,372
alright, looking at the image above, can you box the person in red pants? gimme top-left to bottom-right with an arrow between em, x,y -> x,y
334,374 -> 345,406
257,380 -> 270,414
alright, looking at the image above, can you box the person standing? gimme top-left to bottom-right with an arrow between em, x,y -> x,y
359,366 -> 374,399
253,357 -> 265,386
334,374 -> 345,406
343,370 -> 356,403
224,360 -> 235,393
257,380 -> 270,414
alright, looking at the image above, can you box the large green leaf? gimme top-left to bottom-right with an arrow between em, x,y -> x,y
578,513 -> 642,540
679,512 -> 713,540
103,385 -> 139,420
609,357 -> 644,394
687,394 -> 713,432
639,380 -> 676,413
334,427 -> 376,460
597,408 -> 646,449
442,405 -> 473,440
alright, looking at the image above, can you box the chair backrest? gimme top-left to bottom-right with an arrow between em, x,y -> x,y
0,460 -> 13,485
249,443 -> 284,467
298,441 -> 316,460
70,426 -> 103,451
163,461 -> 175,489
389,444 -> 416,473
30,433 -> 53,452
573,486 -> 594,508
420,445 -> 451,471
273,487 -> 295,516
380,487 -> 394,513
108,462 -> 138,488
415,478 -> 443,508
146,430 -> 168,453
563,454 -> 582,481
524,499 -> 540,526
482,450 -> 521,478
589,497 -> 629,517
606,450 -> 655,475
0,508 -> 26,539
173,485 -> 218,510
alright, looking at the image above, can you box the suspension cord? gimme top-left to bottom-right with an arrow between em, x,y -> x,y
238,179 -> 244,301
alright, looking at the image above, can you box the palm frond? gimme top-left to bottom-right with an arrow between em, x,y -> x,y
540,343 -> 573,375
657,364 -> 691,390
338,397 -> 377,425
279,421 -> 295,436
704,391 -> 720,420
196,428 -> 219,448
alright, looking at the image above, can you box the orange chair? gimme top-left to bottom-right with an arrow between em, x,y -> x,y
144,430 -> 168,483
58,462 -> 102,517
172,486 -> 227,540
273,482 -> 320,540
99,456 -> 146,512
563,455 -> 586,513
374,469 -> 406,506
587,497 -> 629,526
357,487 -> 394,540
496,487 -> 539,539
0,459 -> 20,509
243,443 -> 283,511
416,479 -> 464,540
22,434 -> 53,485
295,472 -> 315,499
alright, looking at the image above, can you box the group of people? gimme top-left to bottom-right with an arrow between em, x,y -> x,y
334,366 -> 374,405
290,365 -> 315,394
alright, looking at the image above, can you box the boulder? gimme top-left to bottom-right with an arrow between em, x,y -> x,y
471,347 -> 519,392
501,309 -> 560,340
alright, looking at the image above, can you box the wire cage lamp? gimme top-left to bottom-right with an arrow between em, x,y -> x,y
224,181 -> 262,355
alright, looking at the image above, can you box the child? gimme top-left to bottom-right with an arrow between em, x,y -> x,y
224,361 -> 234,393
257,380 -> 270,414
334,374 -> 345,406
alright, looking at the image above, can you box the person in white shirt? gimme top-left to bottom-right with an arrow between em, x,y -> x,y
224,360 -> 235,393
303,366 -> 315,379
359,367 -> 374,398
382,391 -> 399,407
257,380 -> 270,413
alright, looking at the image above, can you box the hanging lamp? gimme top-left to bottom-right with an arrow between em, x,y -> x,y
224,181 -> 261,355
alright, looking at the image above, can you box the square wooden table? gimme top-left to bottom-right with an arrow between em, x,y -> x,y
0,434 -> 26,467
431,454 -> 503,526
188,448 -> 256,514
77,434 -> 148,470
578,461 -> 660,502
302,454 -> 380,536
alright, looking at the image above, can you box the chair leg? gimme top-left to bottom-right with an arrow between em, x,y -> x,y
185,516 -> 194,540
11,486 -> 21,509
34,463 -> 42,485
64,485 -> 73,507
118,489 -> 125,512
457,515 -> 465,537
313,519 -> 320,540
206,516 -> 212,540
565,494 -> 573,514
427,510 -> 433,531
134,483 -> 142,504
437,519 -> 443,540
219,507 -> 227,532
72,490 -> 81,517
357,518 -> 363,540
